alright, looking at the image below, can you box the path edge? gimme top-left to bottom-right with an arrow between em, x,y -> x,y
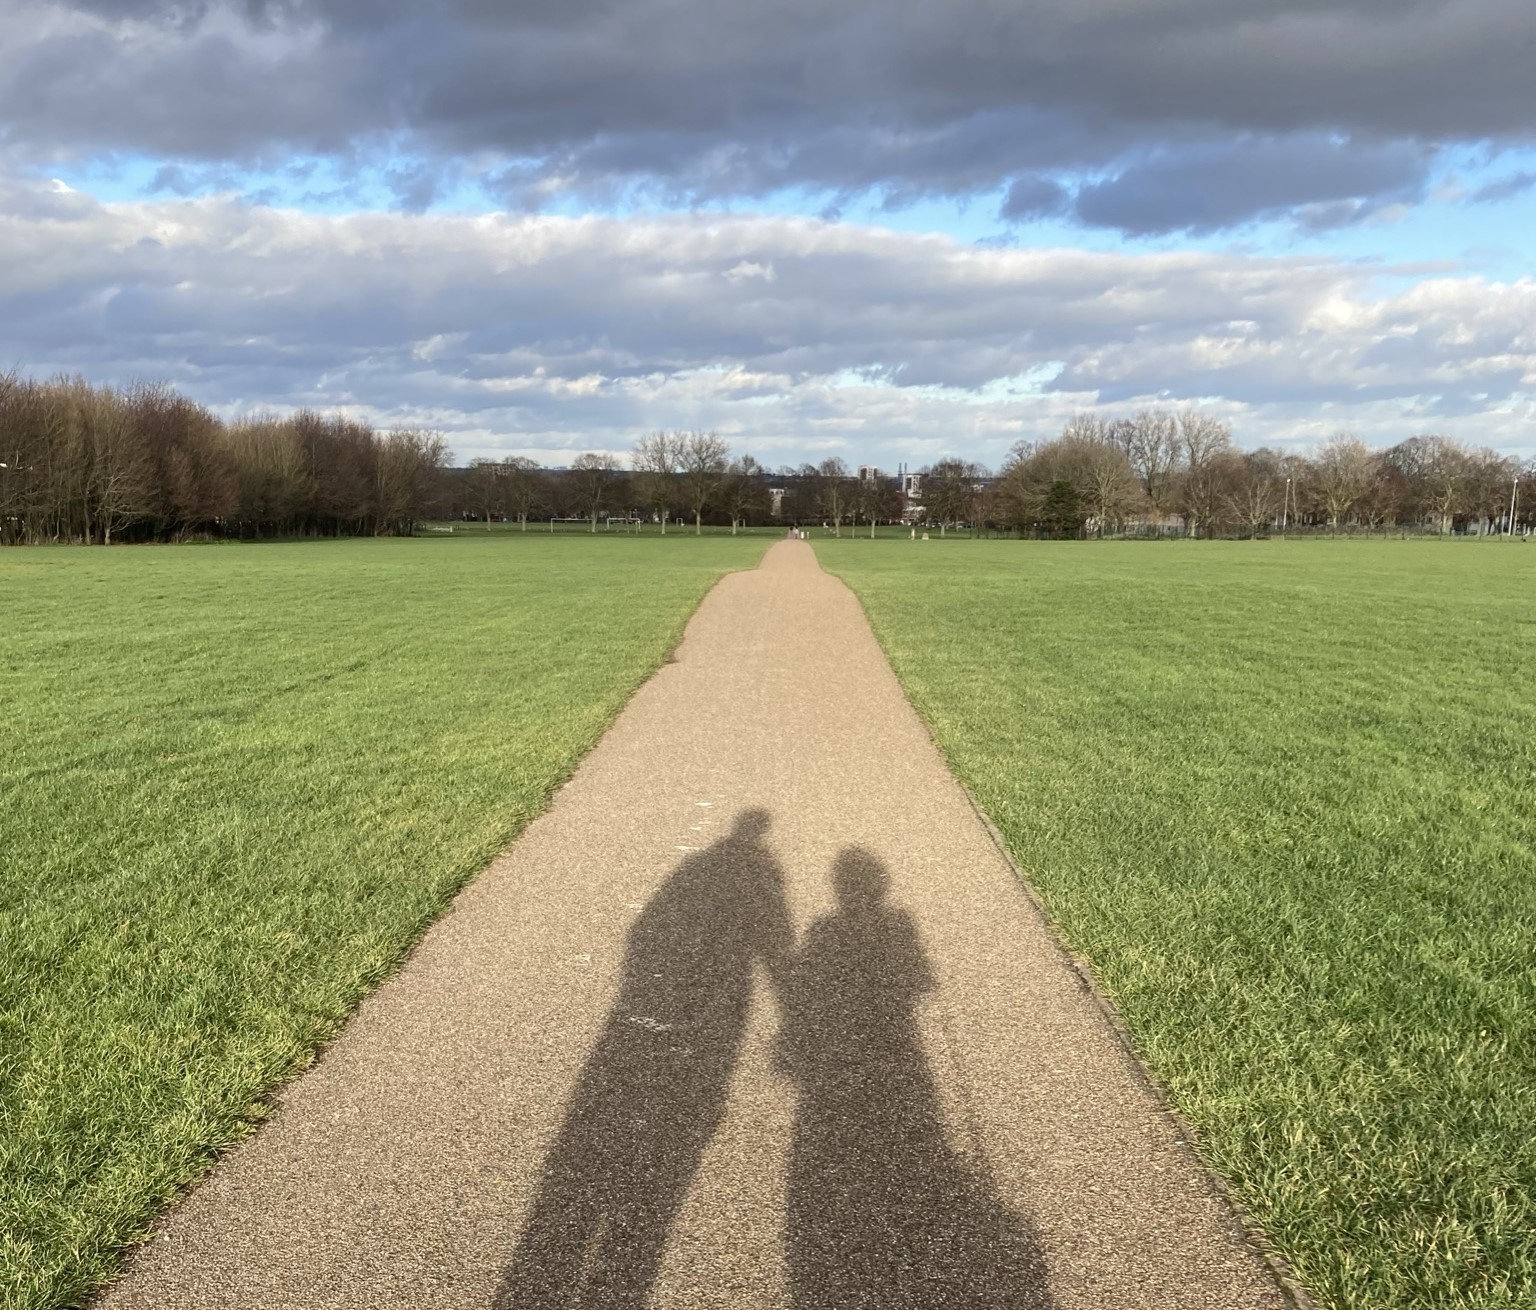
87,541 -> 776,1309
819,554 -> 1321,1310
958,790 -> 1321,1310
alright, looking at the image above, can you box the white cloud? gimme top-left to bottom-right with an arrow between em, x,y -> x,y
1,176 -> 1533,464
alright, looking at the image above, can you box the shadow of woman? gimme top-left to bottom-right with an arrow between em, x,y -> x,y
496,809 -> 792,1309
777,848 -> 1054,1310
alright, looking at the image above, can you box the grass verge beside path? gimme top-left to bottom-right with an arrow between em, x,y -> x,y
0,533 -> 766,1310
817,538 -> 1536,1310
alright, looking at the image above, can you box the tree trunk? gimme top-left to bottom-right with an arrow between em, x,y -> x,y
695,510 -> 702,535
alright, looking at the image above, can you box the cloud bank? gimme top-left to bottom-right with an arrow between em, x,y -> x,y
4,177 -> 1531,464
6,0 -> 1535,230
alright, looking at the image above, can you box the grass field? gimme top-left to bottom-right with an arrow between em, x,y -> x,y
816,537 -> 1536,1310
0,532 -> 767,1310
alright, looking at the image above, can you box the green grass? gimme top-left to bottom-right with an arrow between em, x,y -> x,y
816,537 -> 1536,1310
0,532 -> 766,1310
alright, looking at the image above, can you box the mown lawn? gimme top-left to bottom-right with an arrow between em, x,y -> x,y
817,537 -> 1536,1310
0,532 -> 766,1310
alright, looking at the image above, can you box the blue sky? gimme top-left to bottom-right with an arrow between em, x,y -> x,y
4,0 -> 1535,466
47,143 -> 1536,279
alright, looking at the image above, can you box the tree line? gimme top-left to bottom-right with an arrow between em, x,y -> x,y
458,434 -> 906,535
461,415 -> 1531,539
987,413 -> 1530,538
0,375 -> 448,544
3,376 -> 1529,545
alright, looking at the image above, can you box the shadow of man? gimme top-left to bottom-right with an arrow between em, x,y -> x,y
777,848 -> 1054,1310
497,809 -> 792,1309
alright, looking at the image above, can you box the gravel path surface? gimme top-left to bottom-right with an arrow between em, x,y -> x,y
99,540 -> 1296,1310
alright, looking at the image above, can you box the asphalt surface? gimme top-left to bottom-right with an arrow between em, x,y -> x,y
99,539 -> 1296,1310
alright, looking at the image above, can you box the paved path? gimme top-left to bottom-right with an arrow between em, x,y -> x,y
101,540 -> 1296,1310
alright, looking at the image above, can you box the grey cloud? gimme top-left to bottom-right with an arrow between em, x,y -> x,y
1073,136 -> 1430,234
5,0 -> 1536,226
1000,176 -> 1070,222
1473,171 -> 1536,203
385,162 -> 441,213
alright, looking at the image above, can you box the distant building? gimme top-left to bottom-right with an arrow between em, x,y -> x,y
857,464 -> 883,483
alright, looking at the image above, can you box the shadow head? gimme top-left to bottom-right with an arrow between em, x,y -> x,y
733,808 -> 772,842
832,848 -> 889,911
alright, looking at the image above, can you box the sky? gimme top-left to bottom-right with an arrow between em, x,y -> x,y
3,0 -> 1535,469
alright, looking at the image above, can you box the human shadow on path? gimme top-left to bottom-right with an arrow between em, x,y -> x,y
777,848 -> 1055,1310
496,809 -> 792,1309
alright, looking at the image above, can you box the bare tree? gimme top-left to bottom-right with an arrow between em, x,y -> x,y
992,452 -> 1034,536
0,374 -> 30,543
123,381 -> 236,539
679,431 -> 730,534
466,457 -> 507,527
632,430 -> 682,533
225,418 -> 309,536
1176,450 -> 1243,539
86,397 -> 153,544
375,429 -> 448,535
1464,446 -> 1520,534
721,454 -> 769,533
967,479 -> 997,537
1416,435 -> 1471,535
1119,409 -> 1181,521
816,457 -> 854,535
1060,414 -> 1112,445
920,459 -> 981,536
1222,453 -> 1284,538
1176,410 -> 1233,472
1171,412 -> 1233,537
1074,440 -> 1141,536
503,456 -> 545,531
568,452 -> 621,532
855,471 -> 903,538
1311,432 -> 1375,532
1356,458 -> 1401,534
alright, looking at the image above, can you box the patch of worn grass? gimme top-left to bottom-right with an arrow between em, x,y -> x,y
0,533 -> 765,1310
817,537 -> 1536,1310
